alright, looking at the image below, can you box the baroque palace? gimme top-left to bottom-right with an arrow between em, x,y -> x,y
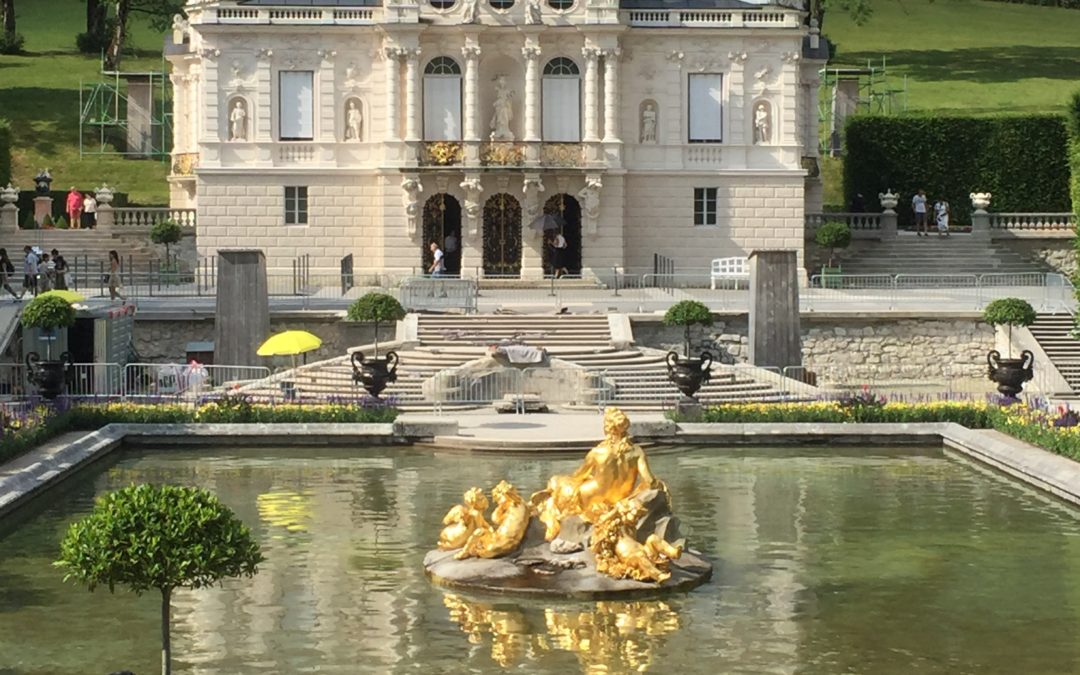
168,0 -> 825,275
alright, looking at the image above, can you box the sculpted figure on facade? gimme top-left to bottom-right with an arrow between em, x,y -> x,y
462,0 -> 481,23
525,0 -> 543,24
577,176 -> 602,234
490,75 -> 515,142
402,176 -> 424,237
228,99 -> 248,141
522,174 -> 545,225
461,176 -> 484,235
753,101 -> 771,145
345,99 -> 364,141
640,102 -> 657,144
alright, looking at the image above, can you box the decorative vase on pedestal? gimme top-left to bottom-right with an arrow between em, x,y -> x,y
987,349 -> 1034,397
665,351 -> 713,399
351,351 -> 399,398
26,350 -> 72,399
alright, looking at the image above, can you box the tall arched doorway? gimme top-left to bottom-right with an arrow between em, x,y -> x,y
542,193 -> 582,275
482,193 -> 522,277
421,193 -> 462,274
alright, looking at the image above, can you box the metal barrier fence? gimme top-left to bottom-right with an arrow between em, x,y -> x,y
0,362 -> 272,401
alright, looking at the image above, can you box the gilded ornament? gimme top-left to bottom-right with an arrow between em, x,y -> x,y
589,498 -> 683,582
423,141 -> 464,166
438,487 -> 490,550
454,480 -> 530,559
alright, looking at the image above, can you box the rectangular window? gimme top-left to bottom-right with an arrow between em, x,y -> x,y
688,74 -> 723,143
285,186 -> 308,225
423,76 -> 462,141
542,78 -> 581,142
279,71 -> 314,140
694,187 -> 717,226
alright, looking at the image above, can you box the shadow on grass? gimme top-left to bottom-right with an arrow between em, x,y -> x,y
842,45 -> 1080,84
0,87 -> 84,157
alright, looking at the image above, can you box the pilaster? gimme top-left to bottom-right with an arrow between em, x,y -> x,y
404,47 -> 422,143
522,42 -> 542,143
582,47 -> 601,143
601,48 -> 621,143
521,174 -> 545,279
726,50 -> 748,147
384,45 -> 403,141
318,49 -> 337,143
200,48 -> 221,146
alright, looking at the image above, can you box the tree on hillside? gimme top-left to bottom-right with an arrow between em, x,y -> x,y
1,0 -> 22,55
105,0 -> 184,70
87,0 -> 106,35
809,0 -> 873,28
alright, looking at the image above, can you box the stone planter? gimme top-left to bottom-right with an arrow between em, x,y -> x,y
25,351 -> 71,399
987,349 -> 1034,397
351,351 -> 399,398
878,190 -> 899,212
665,351 -> 713,399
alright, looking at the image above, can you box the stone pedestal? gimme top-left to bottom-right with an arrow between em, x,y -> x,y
33,197 -> 53,226
215,250 -> 270,367
749,250 -> 801,370
0,204 -> 17,233
880,210 -> 897,238
971,210 -> 991,241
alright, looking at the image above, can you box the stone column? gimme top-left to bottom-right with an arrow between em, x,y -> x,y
216,250 -> 270,367
462,43 -> 482,142
460,175 -> 484,278
726,50 -> 747,147
601,48 -> 621,143
748,250 -> 801,370
404,48 -> 422,143
582,47 -> 600,143
318,49 -> 337,143
384,47 -> 402,141
522,43 -> 542,143
521,174 -> 545,278
201,48 -> 222,146
255,49 -> 273,143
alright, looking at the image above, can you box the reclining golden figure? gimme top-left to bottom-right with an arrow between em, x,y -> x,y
590,499 -> 683,583
455,480 -> 530,560
437,487 -> 491,551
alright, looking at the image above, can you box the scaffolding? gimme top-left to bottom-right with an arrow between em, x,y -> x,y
818,56 -> 907,156
79,57 -> 173,160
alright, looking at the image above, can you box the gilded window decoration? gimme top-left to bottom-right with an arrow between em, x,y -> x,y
171,152 -> 199,177
540,143 -> 583,167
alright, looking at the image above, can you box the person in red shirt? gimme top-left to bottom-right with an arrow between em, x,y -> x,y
65,187 -> 83,229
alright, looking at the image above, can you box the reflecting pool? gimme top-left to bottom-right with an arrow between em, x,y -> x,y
3,444 -> 1080,674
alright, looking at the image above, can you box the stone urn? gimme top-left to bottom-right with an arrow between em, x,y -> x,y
351,350 -> 399,398
665,351 -> 713,399
970,192 -> 992,212
0,183 -> 17,206
987,349 -> 1034,397
26,350 -> 72,399
878,189 -> 899,213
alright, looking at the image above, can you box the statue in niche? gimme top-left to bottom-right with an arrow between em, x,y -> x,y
462,0 -> 480,23
345,99 -> 363,141
640,102 -> 657,143
228,99 -> 247,141
525,0 -> 542,24
490,75 -> 515,142
753,102 -> 771,145
402,176 -> 423,236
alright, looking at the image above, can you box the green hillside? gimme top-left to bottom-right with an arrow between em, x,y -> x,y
0,0 -> 169,204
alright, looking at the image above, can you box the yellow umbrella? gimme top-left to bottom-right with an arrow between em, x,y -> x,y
38,289 -> 85,304
257,330 -> 322,357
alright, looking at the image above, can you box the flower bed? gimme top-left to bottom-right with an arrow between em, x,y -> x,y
0,398 -> 400,465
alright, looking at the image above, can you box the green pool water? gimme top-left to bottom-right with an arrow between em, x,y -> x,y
2,444 -> 1080,674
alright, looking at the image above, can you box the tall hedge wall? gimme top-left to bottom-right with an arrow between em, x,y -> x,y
0,119 -> 11,188
1068,92 -> 1080,220
844,115 -> 1072,227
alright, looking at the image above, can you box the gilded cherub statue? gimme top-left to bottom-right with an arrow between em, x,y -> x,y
456,480 -> 530,560
531,407 -> 667,541
590,499 -> 683,583
438,487 -> 490,551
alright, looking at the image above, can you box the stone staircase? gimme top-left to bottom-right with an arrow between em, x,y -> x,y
0,229 -> 160,272
834,234 -> 1053,277
244,313 -> 811,410
1027,313 -> 1080,395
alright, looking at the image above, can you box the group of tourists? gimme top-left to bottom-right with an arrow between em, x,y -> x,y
65,187 -> 99,229
911,189 -> 950,237
0,247 -> 125,302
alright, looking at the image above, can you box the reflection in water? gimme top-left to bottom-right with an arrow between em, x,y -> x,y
256,490 -> 313,533
443,593 -> 681,672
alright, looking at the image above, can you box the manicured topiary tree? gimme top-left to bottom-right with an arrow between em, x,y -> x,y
347,292 -> 406,358
21,294 -> 76,359
983,298 -> 1036,356
815,220 -> 852,268
55,484 -> 264,675
663,299 -> 713,357
150,219 -> 183,264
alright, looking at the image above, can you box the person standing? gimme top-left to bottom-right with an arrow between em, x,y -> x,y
911,189 -> 928,237
552,230 -> 569,279
108,249 -> 126,302
429,241 -> 445,278
443,232 -> 458,275
51,249 -> 68,290
66,187 -> 83,230
37,253 -> 53,292
81,192 -> 97,229
0,249 -> 20,301
934,198 -> 950,237
22,246 -> 39,297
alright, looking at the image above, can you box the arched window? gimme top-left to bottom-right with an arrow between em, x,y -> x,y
424,57 -> 462,140
542,57 -> 581,142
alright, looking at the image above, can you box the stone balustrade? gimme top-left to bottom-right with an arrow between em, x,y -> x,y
624,8 -> 799,27
989,213 -> 1076,231
805,212 -> 883,236
113,208 -> 197,231
212,7 -> 379,25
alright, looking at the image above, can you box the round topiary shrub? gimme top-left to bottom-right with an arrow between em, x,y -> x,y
21,294 -> 76,331
346,292 -> 406,357
663,299 -> 714,357
814,221 -> 852,267
150,219 -> 183,263
983,297 -> 1036,355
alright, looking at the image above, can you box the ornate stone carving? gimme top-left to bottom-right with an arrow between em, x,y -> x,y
257,48 -> 273,60
199,48 -> 220,60
577,175 -> 602,235
525,0 -> 543,24
345,98 -> 364,142
522,174 -> 545,225
461,175 -> 484,236
462,45 -> 483,61
490,75 -> 515,142
226,60 -> 253,92
343,63 -> 362,90
752,100 -> 771,145
727,50 -> 748,64
665,51 -> 685,63
462,0 -> 481,23
878,190 -> 899,213
402,175 -> 424,238
480,142 -> 525,166
317,49 -> 337,62
640,100 -> 658,144
780,51 -> 801,64
521,45 -> 541,61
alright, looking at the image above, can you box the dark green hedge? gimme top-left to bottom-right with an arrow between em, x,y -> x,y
1067,92 -> 1080,220
844,115 -> 1072,226
985,0 -> 1080,7
0,119 -> 11,188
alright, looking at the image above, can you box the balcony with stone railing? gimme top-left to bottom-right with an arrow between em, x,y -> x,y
420,142 -> 465,167
209,6 -> 380,25
113,207 -> 197,231
624,8 -> 800,28
480,142 -> 527,167
989,213 -> 1076,234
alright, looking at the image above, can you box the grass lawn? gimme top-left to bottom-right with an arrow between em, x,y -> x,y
0,0 -> 170,204
824,0 -> 1080,116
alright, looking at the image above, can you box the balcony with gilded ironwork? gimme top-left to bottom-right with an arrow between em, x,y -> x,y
420,141 -> 465,167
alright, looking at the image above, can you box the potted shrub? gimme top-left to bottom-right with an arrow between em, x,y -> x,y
346,292 -> 406,397
982,298 -> 1036,397
56,484 -> 264,675
815,220 -> 851,288
662,300 -> 714,400
151,218 -> 183,267
21,294 -> 76,398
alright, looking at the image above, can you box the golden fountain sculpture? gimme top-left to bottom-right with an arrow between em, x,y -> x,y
428,407 -> 712,594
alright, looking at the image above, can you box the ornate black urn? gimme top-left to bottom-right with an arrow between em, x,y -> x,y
987,349 -> 1034,398
666,351 -> 713,399
351,351 -> 399,398
26,351 -> 72,399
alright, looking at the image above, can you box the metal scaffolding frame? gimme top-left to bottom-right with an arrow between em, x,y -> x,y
818,56 -> 907,156
79,57 -> 173,160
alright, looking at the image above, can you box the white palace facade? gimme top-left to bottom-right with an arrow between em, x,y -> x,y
168,0 -> 826,276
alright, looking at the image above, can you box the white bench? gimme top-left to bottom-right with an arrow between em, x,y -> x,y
710,256 -> 750,289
